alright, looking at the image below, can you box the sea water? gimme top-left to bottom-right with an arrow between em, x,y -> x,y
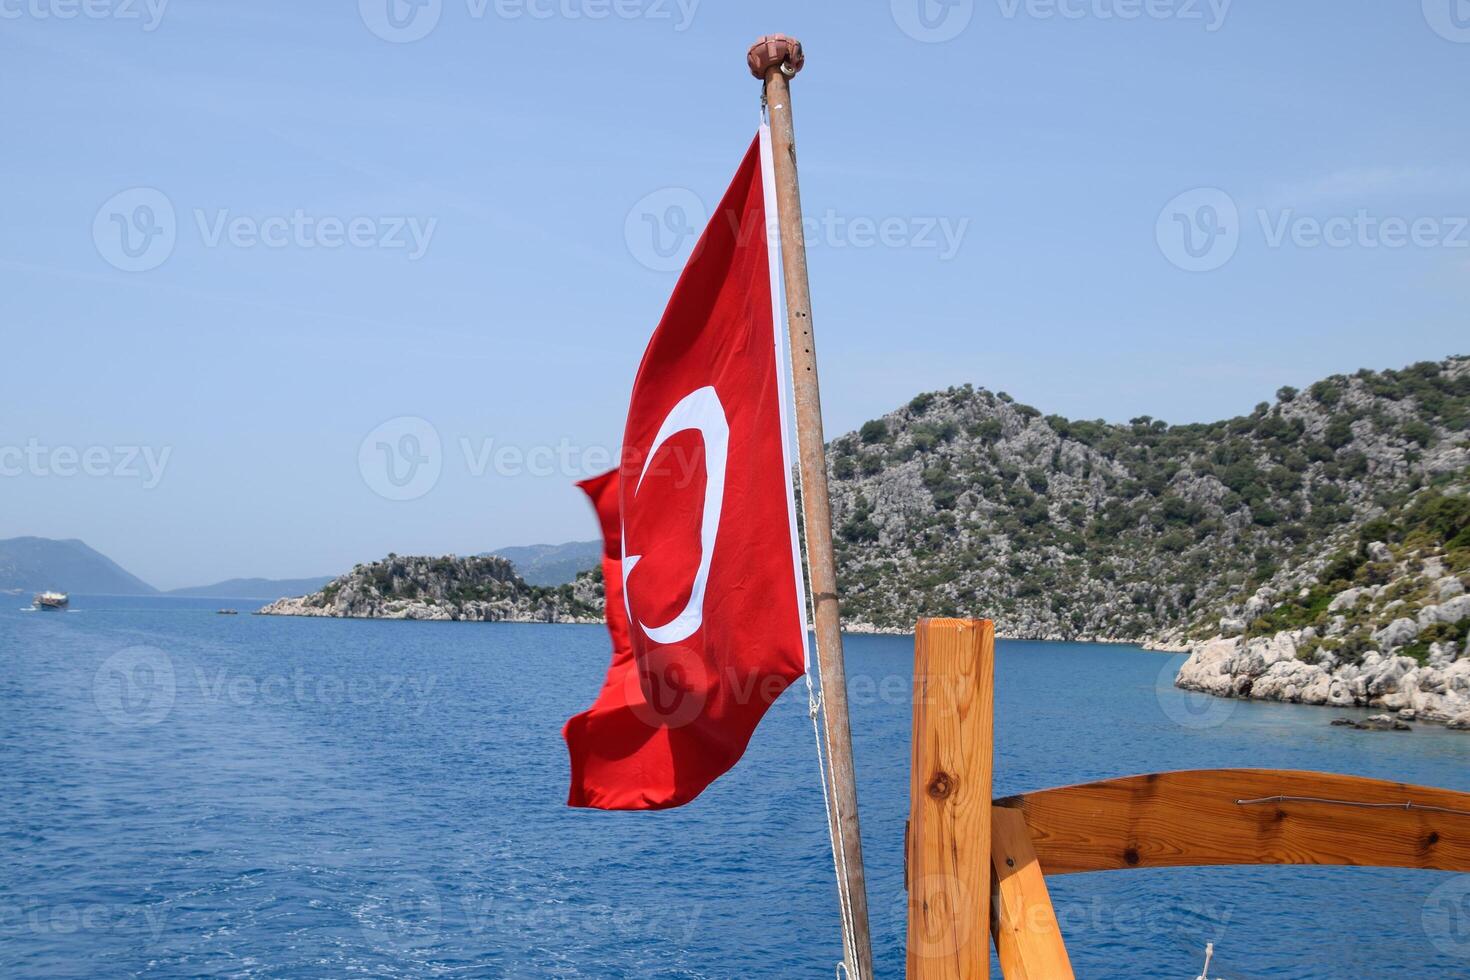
3,596 -> 1468,978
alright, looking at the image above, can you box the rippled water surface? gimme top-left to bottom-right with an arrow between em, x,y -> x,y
3,596 -> 1469,977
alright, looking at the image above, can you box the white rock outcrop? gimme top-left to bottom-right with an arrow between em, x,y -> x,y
1176,633 -> 1470,728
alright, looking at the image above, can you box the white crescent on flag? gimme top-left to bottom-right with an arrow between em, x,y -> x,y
621,385 -> 729,645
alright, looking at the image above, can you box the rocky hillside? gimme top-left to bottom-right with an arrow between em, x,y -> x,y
1175,481 -> 1470,728
257,554 -> 604,623
823,357 -> 1469,640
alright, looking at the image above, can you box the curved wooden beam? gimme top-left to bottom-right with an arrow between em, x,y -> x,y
996,769 -> 1470,876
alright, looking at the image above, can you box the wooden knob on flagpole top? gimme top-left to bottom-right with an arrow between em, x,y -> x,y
747,34 -> 804,79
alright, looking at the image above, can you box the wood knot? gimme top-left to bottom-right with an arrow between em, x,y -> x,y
926,771 -> 956,800
1425,831 -> 1441,847
1123,846 -> 1141,867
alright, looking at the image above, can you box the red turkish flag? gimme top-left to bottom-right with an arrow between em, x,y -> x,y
564,132 -> 808,810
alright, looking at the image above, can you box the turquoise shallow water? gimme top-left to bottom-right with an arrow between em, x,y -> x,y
3,595 -> 1469,978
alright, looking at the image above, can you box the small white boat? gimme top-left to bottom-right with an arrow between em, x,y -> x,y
33,591 -> 69,610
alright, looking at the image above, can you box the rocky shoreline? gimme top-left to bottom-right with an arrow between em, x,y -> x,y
1175,544 -> 1470,730
1176,632 -> 1470,729
841,618 -> 1185,649
258,592 -> 603,624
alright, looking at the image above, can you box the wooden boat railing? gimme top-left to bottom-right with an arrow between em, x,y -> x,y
903,619 -> 1470,979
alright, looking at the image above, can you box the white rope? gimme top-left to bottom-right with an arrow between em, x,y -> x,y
805,675 -> 860,979
794,464 -> 864,980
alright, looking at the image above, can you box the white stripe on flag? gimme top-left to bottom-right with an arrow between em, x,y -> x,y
759,122 -> 812,675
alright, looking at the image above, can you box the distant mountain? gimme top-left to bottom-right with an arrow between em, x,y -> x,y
167,576 -> 334,599
0,537 -> 157,594
481,540 -> 601,586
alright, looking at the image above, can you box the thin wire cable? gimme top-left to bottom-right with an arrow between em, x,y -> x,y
793,453 -> 861,980
1235,795 -> 1470,817
796,463 -> 861,980
806,675 -> 860,979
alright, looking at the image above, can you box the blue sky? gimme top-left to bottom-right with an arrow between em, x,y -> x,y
2,1 -> 1467,589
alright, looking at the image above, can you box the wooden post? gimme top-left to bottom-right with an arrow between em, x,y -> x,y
989,808 -> 1074,979
907,618 -> 994,978
748,34 -> 873,980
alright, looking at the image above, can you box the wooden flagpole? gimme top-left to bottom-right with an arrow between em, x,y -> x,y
748,35 -> 874,980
